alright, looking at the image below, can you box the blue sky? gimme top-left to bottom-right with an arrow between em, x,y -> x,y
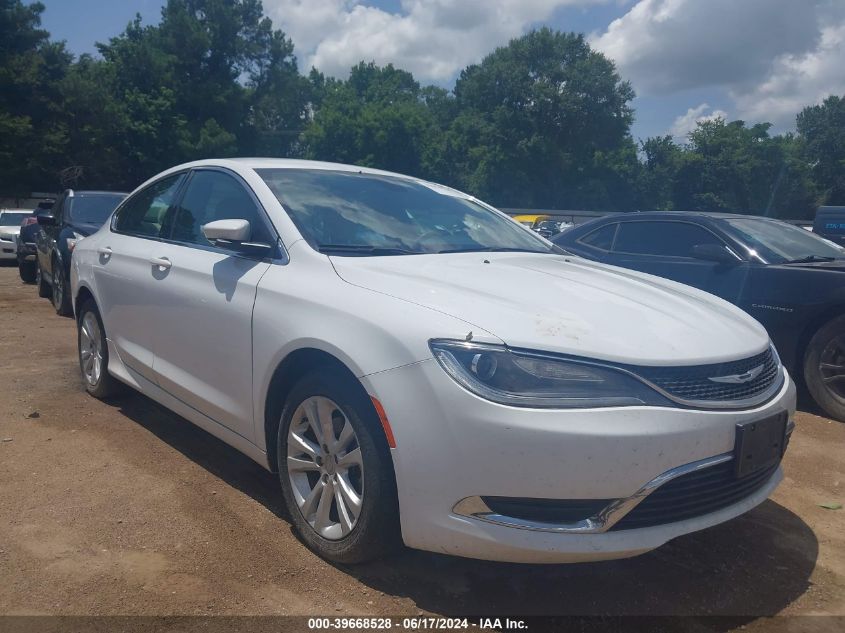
39,1 -> 843,142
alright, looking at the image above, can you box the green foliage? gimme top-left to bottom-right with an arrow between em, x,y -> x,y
798,95 -> 845,205
638,119 -> 817,219
0,3 -> 839,220
303,62 -> 440,177
441,29 -> 637,209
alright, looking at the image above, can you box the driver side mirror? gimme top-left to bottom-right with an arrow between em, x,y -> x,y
690,243 -> 739,265
201,219 -> 273,257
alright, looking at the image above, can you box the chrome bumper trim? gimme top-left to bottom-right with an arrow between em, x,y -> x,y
454,452 -> 744,534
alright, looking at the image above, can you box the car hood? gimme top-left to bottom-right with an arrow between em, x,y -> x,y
0,226 -> 21,238
331,252 -> 769,366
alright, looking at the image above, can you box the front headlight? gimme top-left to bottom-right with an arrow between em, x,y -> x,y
429,340 -> 671,409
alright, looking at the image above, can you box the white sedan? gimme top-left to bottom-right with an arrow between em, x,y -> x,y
0,209 -> 31,259
71,159 -> 796,564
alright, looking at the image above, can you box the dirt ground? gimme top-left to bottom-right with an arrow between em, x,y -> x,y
0,263 -> 843,630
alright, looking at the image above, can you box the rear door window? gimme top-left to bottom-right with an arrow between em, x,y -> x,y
578,223 -> 617,251
613,221 -> 723,258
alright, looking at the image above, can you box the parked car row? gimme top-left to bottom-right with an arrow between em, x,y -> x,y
553,212 -> 845,422
13,191 -> 127,315
20,158 -> 794,567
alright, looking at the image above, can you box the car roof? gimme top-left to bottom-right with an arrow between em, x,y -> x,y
173,157 -> 421,180
571,211 -> 796,229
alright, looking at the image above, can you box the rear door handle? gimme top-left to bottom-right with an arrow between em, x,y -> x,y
149,256 -> 172,270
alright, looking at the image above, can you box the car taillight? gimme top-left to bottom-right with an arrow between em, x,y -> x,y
22,217 -> 37,226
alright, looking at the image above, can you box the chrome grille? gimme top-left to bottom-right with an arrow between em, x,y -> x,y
629,348 -> 779,404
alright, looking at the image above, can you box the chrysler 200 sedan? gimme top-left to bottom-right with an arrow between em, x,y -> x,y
71,159 -> 796,564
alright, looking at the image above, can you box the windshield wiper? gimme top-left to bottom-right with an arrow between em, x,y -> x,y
783,255 -> 837,264
317,244 -> 419,256
436,246 -> 550,254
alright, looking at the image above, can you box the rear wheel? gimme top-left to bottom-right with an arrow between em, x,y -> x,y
36,260 -> 50,298
804,315 -> 845,422
51,257 -> 72,316
277,369 -> 400,563
77,300 -> 126,399
18,260 -> 36,283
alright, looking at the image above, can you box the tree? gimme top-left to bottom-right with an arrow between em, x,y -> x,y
444,28 -> 637,209
798,95 -> 845,206
671,119 -> 814,218
0,0 -> 72,194
303,62 -> 441,177
95,0 -> 309,186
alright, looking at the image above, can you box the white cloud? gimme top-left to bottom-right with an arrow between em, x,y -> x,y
731,21 -> 845,127
669,103 -> 728,141
591,0 -> 845,129
263,0 -> 604,83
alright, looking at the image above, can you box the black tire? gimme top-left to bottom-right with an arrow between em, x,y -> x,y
77,299 -> 127,399
36,260 -> 50,298
18,260 -> 36,284
276,369 -> 400,563
804,314 -> 845,422
51,257 -> 72,316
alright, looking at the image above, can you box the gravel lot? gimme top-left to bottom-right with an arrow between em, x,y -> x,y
0,263 -> 843,629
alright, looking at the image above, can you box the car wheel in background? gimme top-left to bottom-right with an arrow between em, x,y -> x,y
804,314 -> 845,422
51,259 -> 73,316
18,260 -> 36,284
77,300 -> 127,399
277,369 -> 400,563
35,261 -> 50,298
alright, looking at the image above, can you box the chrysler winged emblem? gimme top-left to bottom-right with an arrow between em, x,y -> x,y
708,364 -> 764,384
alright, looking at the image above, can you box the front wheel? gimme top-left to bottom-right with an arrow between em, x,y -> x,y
277,369 -> 400,563
804,315 -> 845,422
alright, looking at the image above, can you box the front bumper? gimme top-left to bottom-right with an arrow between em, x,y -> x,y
363,359 -> 796,563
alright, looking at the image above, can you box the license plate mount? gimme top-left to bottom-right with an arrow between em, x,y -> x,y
734,412 -> 788,478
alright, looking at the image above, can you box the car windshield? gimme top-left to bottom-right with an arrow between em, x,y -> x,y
725,217 -> 845,263
256,168 -> 553,256
69,194 -> 126,225
0,212 -> 29,226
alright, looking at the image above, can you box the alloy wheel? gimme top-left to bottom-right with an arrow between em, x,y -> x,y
820,334 -> 845,400
79,312 -> 103,386
286,396 -> 365,540
53,270 -> 64,309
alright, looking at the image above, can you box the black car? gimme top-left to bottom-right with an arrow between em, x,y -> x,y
16,200 -> 54,283
36,190 -> 126,315
554,211 -> 845,421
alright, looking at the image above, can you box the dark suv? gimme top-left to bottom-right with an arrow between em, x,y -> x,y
554,211 -> 845,421
36,190 -> 126,315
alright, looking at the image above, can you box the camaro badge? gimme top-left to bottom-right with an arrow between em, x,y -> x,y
708,364 -> 764,384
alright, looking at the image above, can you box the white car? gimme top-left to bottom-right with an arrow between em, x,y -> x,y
0,209 -> 31,259
71,159 -> 796,564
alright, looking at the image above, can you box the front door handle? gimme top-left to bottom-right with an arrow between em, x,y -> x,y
97,247 -> 113,256
150,256 -> 172,270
